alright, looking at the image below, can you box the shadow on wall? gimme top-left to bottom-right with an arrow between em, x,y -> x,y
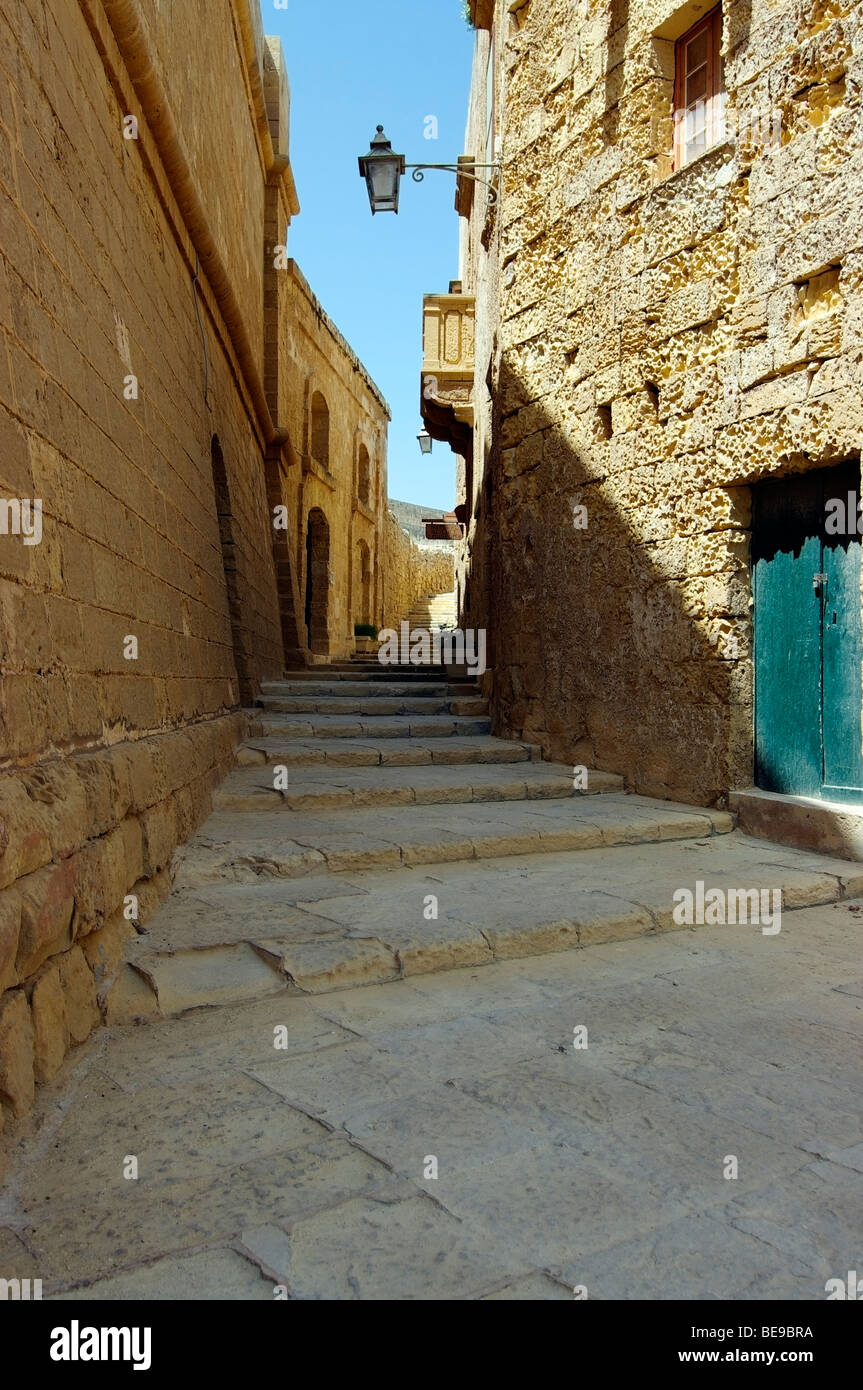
473,359 -> 743,807
356,538 -> 372,626
210,434 -> 252,703
265,448 -> 306,671
305,507 -> 330,655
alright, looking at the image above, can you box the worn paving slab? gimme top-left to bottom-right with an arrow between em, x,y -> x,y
239,1195 -> 525,1301
560,1214 -> 824,1301
13,1072 -> 328,1206
134,943 -> 287,1015
1,902 -> 860,1299
94,994 -> 360,1091
584,1030 -> 862,1149
51,1249 -> 276,1301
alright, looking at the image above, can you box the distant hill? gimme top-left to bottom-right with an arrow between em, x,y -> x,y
388,498 -> 454,546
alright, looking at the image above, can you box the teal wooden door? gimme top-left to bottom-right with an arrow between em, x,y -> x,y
753,463 -> 863,802
823,495 -> 863,798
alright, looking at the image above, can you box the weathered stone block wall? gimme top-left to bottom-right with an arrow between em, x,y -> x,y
0,0 -> 290,1125
0,713 -> 243,1131
139,0 -> 267,371
278,262 -> 391,659
464,0 -> 863,804
0,0 -> 286,760
380,512 -> 455,632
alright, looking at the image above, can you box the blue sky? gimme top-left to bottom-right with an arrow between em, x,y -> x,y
267,0 -> 475,511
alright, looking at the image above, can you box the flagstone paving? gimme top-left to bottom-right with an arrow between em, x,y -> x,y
0,902 -> 860,1299
1,664 -> 861,1299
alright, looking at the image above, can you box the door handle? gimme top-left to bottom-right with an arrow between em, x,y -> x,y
813,572 -> 828,593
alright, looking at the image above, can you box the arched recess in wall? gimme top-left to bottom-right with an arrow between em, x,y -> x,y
356,538 -> 371,626
311,391 -> 330,468
357,443 -> 371,507
210,434 -> 251,700
305,507 -> 331,655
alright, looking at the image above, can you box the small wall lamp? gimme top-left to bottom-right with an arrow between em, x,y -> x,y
359,125 -> 500,214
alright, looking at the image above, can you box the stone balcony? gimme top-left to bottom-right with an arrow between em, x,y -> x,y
422,507 -> 466,541
420,286 -> 475,459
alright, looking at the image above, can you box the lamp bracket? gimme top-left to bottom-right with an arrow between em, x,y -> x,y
406,162 -> 501,205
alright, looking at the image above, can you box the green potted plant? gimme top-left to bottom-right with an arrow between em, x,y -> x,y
354,622 -> 379,654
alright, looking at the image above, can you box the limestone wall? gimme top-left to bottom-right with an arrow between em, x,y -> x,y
0,0 -> 408,1127
380,513 -> 455,632
138,0 -> 267,372
0,0 -> 289,1128
278,263 -> 391,660
461,0 -> 863,804
0,713 -> 243,1125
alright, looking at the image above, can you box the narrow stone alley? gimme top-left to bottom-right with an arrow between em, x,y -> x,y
1,635 -> 861,1299
3,0 -> 863,1321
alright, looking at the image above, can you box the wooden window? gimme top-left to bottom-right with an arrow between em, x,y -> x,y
673,7 -> 724,170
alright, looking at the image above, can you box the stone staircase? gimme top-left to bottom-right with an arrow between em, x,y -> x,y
105,663 -> 863,1023
404,590 -> 458,630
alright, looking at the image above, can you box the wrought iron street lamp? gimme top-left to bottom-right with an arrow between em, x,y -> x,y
417,429 -> 433,456
359,125 -> 500,214
358,126 -> 406,214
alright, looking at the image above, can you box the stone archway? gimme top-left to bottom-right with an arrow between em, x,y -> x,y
305,507 -> 330,655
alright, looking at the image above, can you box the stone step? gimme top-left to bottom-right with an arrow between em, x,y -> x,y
403,624 -> 457,633
214,760 -> 623,813
348,662 -> 455,672
256,696 -> 489,716
236,734 -> 542,768
245,713 -> 493,740
346,660 -> 473,675
171,793 -> 734,886
349,663 -> 450,674
405,612 -> 457,622
281,667 -> 466,682
730,788 -> 863,862
110,831 -> 863,1020
262,681 -> 472,698
118,943 -> 286,1019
